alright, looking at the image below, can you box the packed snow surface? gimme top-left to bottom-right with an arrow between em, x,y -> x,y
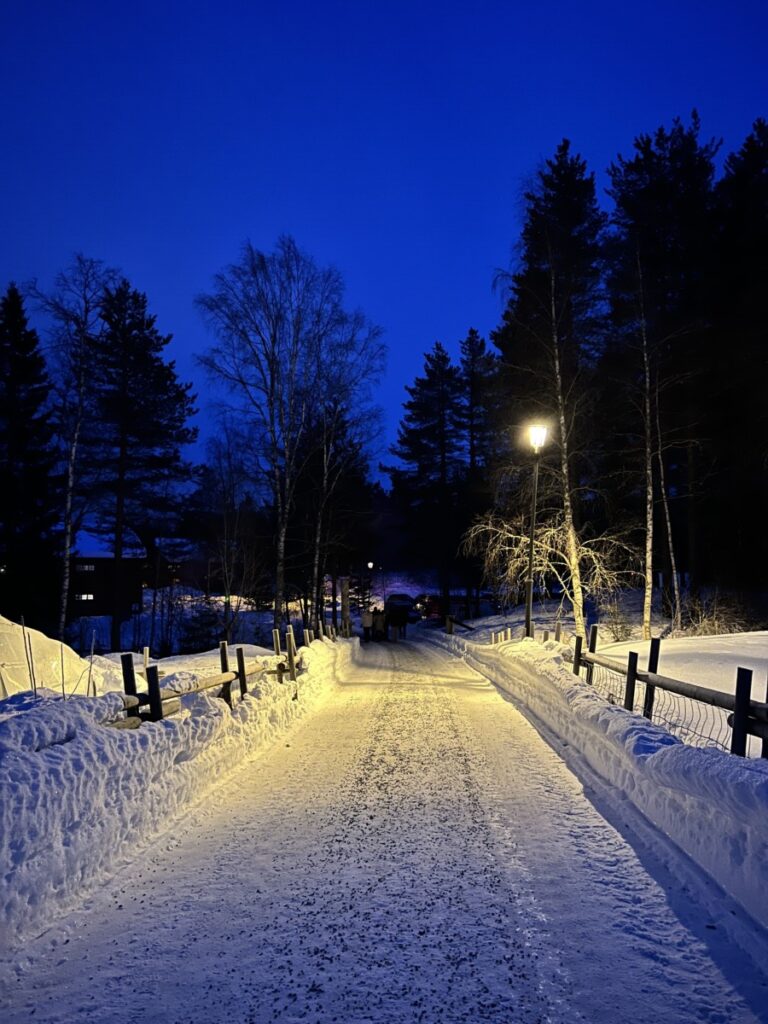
2,638 -> 768,1022
435,628 -> 768,933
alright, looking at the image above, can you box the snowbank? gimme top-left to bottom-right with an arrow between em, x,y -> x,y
434,632 -> 768,932
0,636 -> 361,953
602,632 -> 768,697
0,615 -> 125,697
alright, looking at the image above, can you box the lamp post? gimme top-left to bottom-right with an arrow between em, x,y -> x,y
524,424 -> 548,638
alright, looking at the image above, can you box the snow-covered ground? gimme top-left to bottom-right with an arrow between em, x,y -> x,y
0,615 -> 126,697
0,626 -> 355,953
454,603 -> 768,751
432,625 -> 768,937
3,613 -> 768,1021
3,640 -> 768,1023
601,632 -> 768,697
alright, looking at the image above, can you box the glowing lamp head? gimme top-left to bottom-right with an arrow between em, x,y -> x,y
528,424 -> 548,453
367,561 -> 374,570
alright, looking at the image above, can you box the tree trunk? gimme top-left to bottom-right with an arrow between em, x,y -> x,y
274,518 -> 287,628
110,441 -> 127,652
550,272 -> 586,639
58,419 -> 81,640
637,255 -> 654,641
654,385 -> 682,631
310,509 -> 323,631
149,551 -> 159,655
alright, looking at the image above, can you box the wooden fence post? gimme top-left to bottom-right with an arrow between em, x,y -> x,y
642,637 -> 661,720
446,615 -> 454,635
586,624 -> 598,685
555,621 -> 562,644
236,647 -> 248,699
303,628 -> 311,647
286,635 -> 297,682
572,635 -> 583,676
219,640 -> 230,673
341,578 -> 351,638
143,647 -> 150,673
218,641 -> 233,707
624,651 -> 638,711
730,667 -> 753,757
146,665 -> 164,722
272,629 -> 282,657
543,629 -> 549,643
120,653 -> 140,719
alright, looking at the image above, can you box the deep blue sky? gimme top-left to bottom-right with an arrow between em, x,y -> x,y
2,0 -> 766,466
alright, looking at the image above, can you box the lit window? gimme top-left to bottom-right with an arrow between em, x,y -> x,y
77,563 -> 96,572
75,593 -> 95,601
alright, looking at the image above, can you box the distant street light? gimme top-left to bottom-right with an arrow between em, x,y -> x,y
525,424 -> 548,638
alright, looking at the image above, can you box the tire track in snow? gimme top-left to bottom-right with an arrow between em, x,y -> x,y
245,640 -> 565,1022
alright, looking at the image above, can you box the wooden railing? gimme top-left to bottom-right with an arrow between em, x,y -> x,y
111,622 -> 336,728
571,627 -> 768,758
480,620 -> 767,758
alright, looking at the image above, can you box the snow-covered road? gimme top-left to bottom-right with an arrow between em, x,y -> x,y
2,640 -> 767,1023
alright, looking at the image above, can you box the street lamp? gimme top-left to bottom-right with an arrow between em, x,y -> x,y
524,424 -> 548,638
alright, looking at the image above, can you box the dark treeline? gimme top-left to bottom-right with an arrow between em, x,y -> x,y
2,114 -> 765,647
390,114 -> 768,638
0,240 -> 384,649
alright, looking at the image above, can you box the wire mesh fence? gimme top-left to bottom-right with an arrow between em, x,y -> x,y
580,659 -> 734,752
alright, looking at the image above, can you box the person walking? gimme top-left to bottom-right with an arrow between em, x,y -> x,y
373,607 -> 386,641
362,607 -> 373,642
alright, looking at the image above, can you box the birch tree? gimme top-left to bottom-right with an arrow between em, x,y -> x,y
197,236 -> 382,626
31,254 -> 118,638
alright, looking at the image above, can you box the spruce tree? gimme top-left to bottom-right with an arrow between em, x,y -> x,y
0,284 -> 59,629
607,114 -> 719,590
391,342 -> 463,492
492,140 -> 607,636
709,119 -> 768,586
85,279 -> 197,650
388,341 -> 463,613
458,328 -> 497,474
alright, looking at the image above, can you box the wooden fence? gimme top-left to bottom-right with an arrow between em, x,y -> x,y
110,623 -> 338,728
570,625 -> 768,758
485,620 -> 767,759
